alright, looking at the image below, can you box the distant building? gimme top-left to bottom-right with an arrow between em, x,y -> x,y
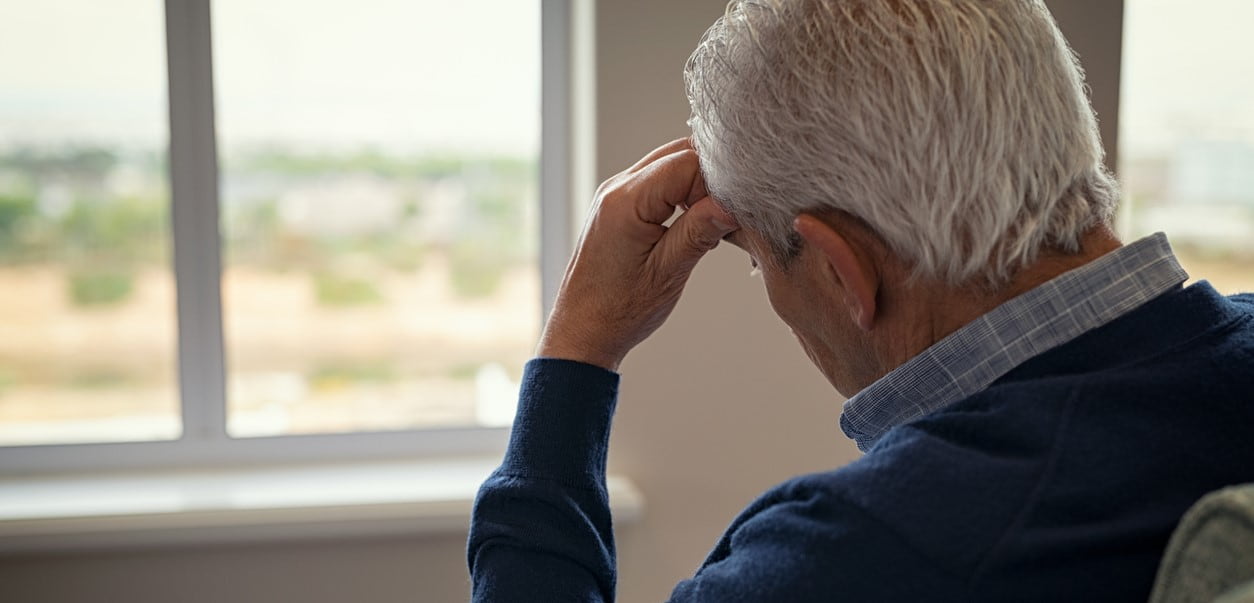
278,176 -> 405,237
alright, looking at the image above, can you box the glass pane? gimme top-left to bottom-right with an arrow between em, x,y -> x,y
1120,0 -> 1254,294
213,0 -> 541,437
0,1 -> 178,445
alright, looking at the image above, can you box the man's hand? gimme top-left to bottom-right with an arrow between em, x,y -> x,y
537,138 -> 739,372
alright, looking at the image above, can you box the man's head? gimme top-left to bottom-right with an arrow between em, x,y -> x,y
684,0 -> 1121,394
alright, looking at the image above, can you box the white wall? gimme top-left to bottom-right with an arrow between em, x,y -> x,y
0,1 -> 1122,601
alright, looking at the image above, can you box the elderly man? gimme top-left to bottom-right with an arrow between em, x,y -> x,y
468,0 -> 1254,601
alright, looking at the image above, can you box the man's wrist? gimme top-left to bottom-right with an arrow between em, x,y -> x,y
499,358 -> 620,485
536,327 -> 623,373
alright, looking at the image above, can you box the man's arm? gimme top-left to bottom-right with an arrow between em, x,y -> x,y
666,465 -> 974,601
467,358 -> 619,601
467,138 -> 737,601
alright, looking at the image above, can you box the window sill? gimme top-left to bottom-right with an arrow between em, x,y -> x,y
0,458 -> 644,554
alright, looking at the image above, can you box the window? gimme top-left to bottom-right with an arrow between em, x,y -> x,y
1120,0 -> 1254,294
0,1 -> 178,446
0,0 -> 570,471
212,0 -> 540,437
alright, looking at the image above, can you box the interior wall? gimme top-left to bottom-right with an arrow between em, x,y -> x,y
0,1 -> 1123,602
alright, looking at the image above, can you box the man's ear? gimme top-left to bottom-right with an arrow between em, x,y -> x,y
792,214 -> 879,331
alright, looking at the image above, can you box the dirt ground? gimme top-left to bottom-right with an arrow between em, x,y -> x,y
0,256 -> 539,444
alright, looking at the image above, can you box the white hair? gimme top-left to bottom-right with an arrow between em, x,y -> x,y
684,0 -> 1119,287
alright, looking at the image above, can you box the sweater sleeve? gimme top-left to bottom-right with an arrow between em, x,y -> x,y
467,358 -> 621,603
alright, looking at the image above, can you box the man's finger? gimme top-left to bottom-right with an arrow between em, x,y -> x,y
628,149 -> 709,225
627,137 -> 692,173
651,197 -> 738,277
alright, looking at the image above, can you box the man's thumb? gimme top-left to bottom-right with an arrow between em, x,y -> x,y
655,197 -> 738,274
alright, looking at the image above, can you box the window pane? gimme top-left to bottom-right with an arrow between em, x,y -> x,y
213,0 -> 541,437
0,1 -> 178,445
1120,0 -> 1254,294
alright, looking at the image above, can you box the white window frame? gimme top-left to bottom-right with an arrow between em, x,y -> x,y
0,0 -> 588,475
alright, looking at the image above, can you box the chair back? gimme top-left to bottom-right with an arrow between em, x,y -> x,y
1150,484 -> 1254,603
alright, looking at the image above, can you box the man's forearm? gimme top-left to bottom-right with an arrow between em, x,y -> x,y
469,138 -> 731,601
467,358 -> 621,602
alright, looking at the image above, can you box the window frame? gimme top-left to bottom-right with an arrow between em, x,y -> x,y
0,0 -> 579,475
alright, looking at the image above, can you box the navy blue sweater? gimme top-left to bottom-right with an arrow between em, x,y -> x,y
468,283 -> 1254,601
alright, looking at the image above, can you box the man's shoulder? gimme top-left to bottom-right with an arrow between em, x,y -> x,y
1229,291 -> 1254,308
713,285 -> 1254,600
686,461 -> 972,600
752,415 -> 1059,582
701,283 -> 1254,598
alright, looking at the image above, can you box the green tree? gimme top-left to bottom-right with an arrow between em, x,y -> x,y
0,194 -> 39,260
59,197 -> 167,307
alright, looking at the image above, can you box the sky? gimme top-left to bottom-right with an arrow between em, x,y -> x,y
0,0 -> 540,155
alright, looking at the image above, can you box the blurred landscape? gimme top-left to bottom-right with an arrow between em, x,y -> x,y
1118,0 -> 1254,296
0,0 -> 543,446
0,145 -> 538,444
